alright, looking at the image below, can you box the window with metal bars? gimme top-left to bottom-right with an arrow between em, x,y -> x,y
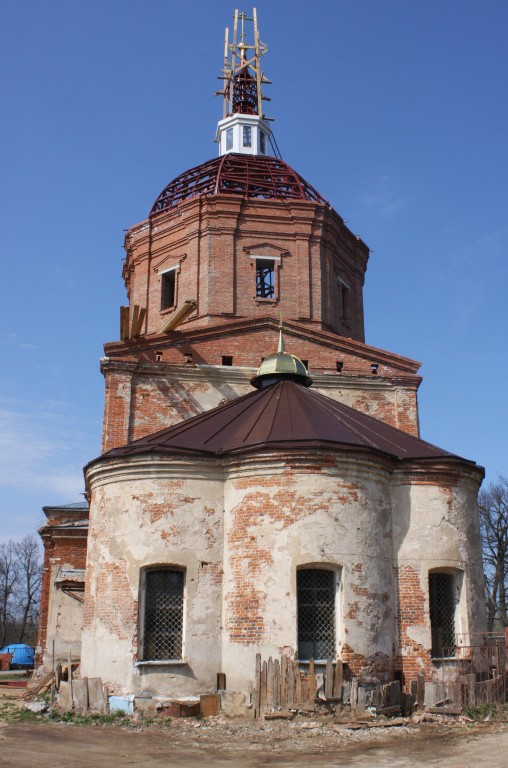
297,569 -> 336,661
255,258 -> 275,299
429,572 -> 456,658
142,569 -> 184,661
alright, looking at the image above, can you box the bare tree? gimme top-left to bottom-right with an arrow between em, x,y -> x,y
0,535 -> 42,647
0,541 -> 18,646
478,475 -> 508,631
13,536 -> 42,644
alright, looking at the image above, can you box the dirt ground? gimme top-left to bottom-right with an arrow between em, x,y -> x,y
1,714 -> 508,768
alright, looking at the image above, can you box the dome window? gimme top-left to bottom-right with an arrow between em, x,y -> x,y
243,126 -> 252,147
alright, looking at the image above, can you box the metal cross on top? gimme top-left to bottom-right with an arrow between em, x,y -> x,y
216,8 -> 271,119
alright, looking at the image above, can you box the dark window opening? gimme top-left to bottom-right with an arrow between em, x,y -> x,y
155,351 -> 163,362
297,569 -> 336,660
222,355 -> 233,366
226,128 -> 233,151
260,131 -> 266,154
429,573 -> 456,657
301,360 -> 309,368
256,259 -> 275,299
143,569 -> 184,661
338,281 -> 350,322
243,126 -> 252,147
371,363 -> 379,374
161,270 -> 176,310
336,361 -> 344,373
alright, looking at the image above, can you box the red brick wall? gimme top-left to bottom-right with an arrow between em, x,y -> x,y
124,196 -> 369,341
394,565 -> 433,687
37,518 -> 88,659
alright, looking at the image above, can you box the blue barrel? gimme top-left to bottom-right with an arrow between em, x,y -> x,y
0,644 -> 35,667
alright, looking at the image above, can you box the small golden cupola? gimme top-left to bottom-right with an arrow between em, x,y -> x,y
251,325 -> 312,388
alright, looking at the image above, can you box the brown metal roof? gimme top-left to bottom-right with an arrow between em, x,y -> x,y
96,380 -> 476,467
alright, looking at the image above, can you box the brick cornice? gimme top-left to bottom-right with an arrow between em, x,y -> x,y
103,317 -> 421,375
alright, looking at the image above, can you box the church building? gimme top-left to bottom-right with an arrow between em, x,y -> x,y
37,9 -> 486,703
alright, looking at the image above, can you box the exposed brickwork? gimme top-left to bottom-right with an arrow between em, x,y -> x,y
341,645 -> 393,681
124,196 -> 369,341
97,190 -> 422,452
394,565 -> 434,686
100,348 -> 421,452
37,509 -> 88,663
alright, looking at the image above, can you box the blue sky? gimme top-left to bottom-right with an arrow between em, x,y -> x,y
1,0 -> 507,542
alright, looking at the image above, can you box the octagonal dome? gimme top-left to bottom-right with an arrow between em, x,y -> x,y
150,153 -> 327,216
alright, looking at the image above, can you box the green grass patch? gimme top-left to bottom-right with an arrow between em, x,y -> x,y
0,701 -> 45,723
464,702 -> 508,721
49,709 -> 131,726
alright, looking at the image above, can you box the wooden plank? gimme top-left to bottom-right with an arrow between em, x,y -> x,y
87,677 -> 106,714
295,664 -> 302,706
72,678 -> 88,714
333,660 -> 343,700
301,679 -> 309,705
390,680 -> 401,707
308,658 -> 316,706
120,306 -> 130,340
27,670 -> 54,696
287,660 -> 295,708
424,682 -> 435,708
357,686 -> 366,712
401,692 -> 414,717
428,706 -> 462,715
371,688 -> 381,709
350,678 -> 358,710
267,657 -> 274,711
260,660 -> 267,715
254,654 -> 261,718
55,663 -> 62,690
325,659 -> 334,700
130,305 -> 140,338
280,655 -> 288,709
377,705 -> 401,715
274,659 -> 280,711
132,306 -> 146,338
57,680 -> 71,711
68,654 -> 73,708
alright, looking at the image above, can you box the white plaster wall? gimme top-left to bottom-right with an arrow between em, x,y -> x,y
43,566 -> 83,668
221,452 -> 395,691
391,468 -> 486,657
82,456 -> 224,696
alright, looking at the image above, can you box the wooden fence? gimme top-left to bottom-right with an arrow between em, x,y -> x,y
252,654 -> 412,718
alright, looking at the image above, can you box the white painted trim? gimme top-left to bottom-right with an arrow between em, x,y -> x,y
134,660 -> 188,667
158,264 -> 179,276
249,255 -> 281,263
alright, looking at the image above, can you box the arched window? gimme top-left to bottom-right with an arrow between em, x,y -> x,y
141,568 -> 184,661
429,572 -> 456,658
297,569 -> 336,661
